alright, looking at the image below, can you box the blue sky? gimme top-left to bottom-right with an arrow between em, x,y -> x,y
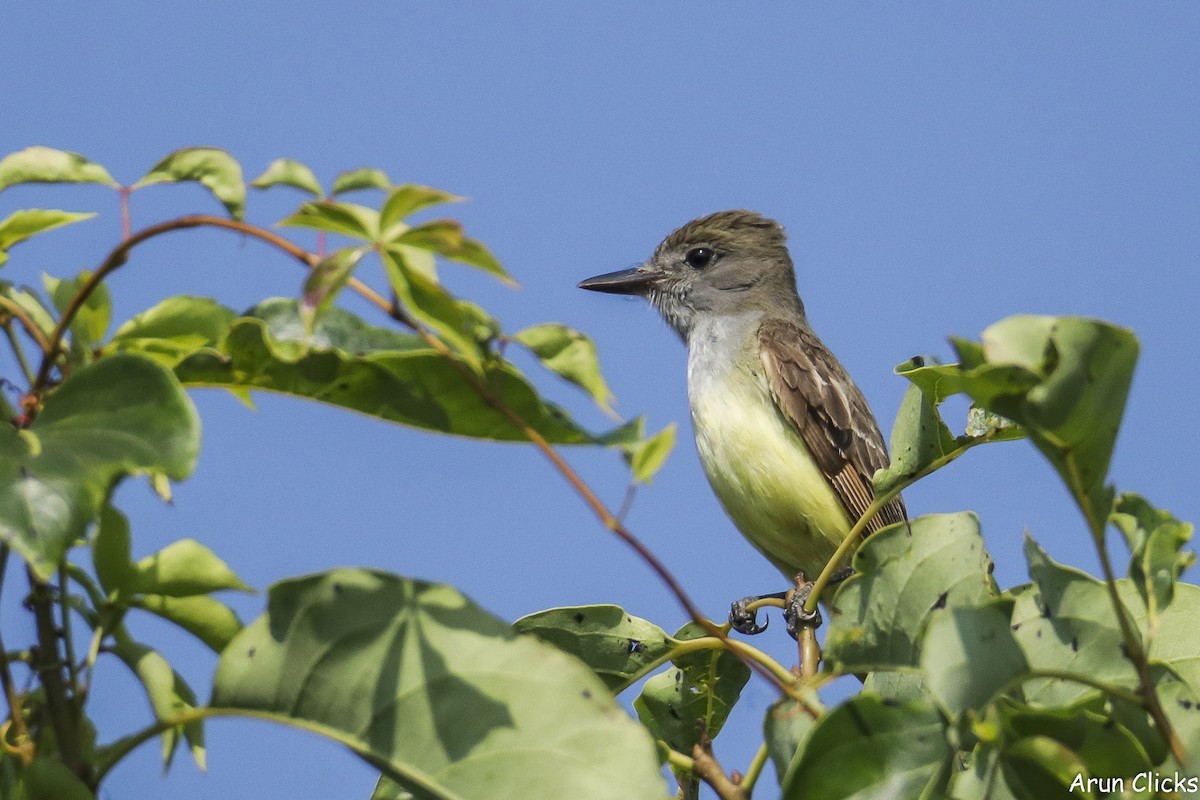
3,4 -> 1198,798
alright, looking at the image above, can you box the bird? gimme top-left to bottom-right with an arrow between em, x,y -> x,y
578,210 -> 906,629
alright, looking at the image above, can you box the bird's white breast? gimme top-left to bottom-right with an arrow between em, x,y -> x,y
686,317 -> 851,578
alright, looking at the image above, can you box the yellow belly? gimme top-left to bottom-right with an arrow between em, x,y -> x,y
690,365 -> 851,579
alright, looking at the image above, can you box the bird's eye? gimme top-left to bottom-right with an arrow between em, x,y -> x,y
684,247 -> 717,269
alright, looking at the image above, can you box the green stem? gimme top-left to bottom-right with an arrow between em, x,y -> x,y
740,741 -> 770,795
805,433 -> 1001,614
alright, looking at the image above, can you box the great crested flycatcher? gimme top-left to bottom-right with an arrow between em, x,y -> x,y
579,210 -> 906,582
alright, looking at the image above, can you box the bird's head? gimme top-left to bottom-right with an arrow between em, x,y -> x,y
578,210 -> 803,339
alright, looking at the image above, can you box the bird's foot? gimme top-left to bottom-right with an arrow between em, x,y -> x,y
728,590 -> 788,635
782,567 -> 857,638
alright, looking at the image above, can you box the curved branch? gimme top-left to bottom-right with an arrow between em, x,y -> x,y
0,295 -> 52,358
31,215 -> 318,394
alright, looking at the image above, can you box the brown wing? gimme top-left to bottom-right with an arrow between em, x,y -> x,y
757,319 -> 907,535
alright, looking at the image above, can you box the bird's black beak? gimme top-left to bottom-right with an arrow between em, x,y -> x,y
577,266 -> 656,295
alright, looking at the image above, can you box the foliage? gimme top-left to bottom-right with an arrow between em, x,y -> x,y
0,145 -> 1194,800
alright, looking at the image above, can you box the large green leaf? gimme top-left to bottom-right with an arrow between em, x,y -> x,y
824,512 -> 997,673
0,210 -> 97,267
512,604 -> 673,693
0,354 -> 200,578
0,146 -> 117,191
135,147 -> 246,220
212,569 -> 664,800
921,600 -> 1028,717
781,695 -> 952,799
955,317 -> 1136,535
1008,537 -> 1138,706
175,300 -> 614,444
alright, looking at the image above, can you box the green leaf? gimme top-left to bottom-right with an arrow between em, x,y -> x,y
1008,536 -> 1138,706
0,146 -> 118,191
277,200 -> 379,240
781,695 -> 952,799
1111,493 -> 1195,632
43,270 -> 111,354
331,167 -> 390,194
633,622 -> 749,760
131,594 -> 243,652
0,354 -> 200,578
136,147 -> 246,220
512,323 -> 615,414
251,158 -> 323,197
173,301 -> 625,444
108,295 -> 237,367
111,629 -> 205,770
862,671 -> 931,703
213,569 -> 664,799
1157,679 -> 1200,782
950,737 -> 1089,800
394,220 -> 513,283
133,539 -> 251,596
764,698 -> 816,787
961,316 -> 1138,536
379,184 -> 462,232
301,248 -> 365,329
921,600 -> 1028,717
824,512 -> 997,673
0,210 -> 97,267
626,423 -> 676,485
1136,581 -> 1200,691
997,699 -> 1153,780
15,758 -> 94,800
513,605 -> 673,693
381,245 -> 488,366
93,503 -> 136,597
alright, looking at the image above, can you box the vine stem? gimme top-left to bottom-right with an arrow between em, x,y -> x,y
30,214 -> 798,700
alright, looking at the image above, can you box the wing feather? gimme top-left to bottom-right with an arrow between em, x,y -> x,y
757,319 -> 907,535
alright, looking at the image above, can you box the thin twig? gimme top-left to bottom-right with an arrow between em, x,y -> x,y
692,727 -> 748,800
0,296 -> 53,360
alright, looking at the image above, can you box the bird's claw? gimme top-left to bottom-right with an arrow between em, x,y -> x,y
729,596 -> 769,635
784,583 -> 822,639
